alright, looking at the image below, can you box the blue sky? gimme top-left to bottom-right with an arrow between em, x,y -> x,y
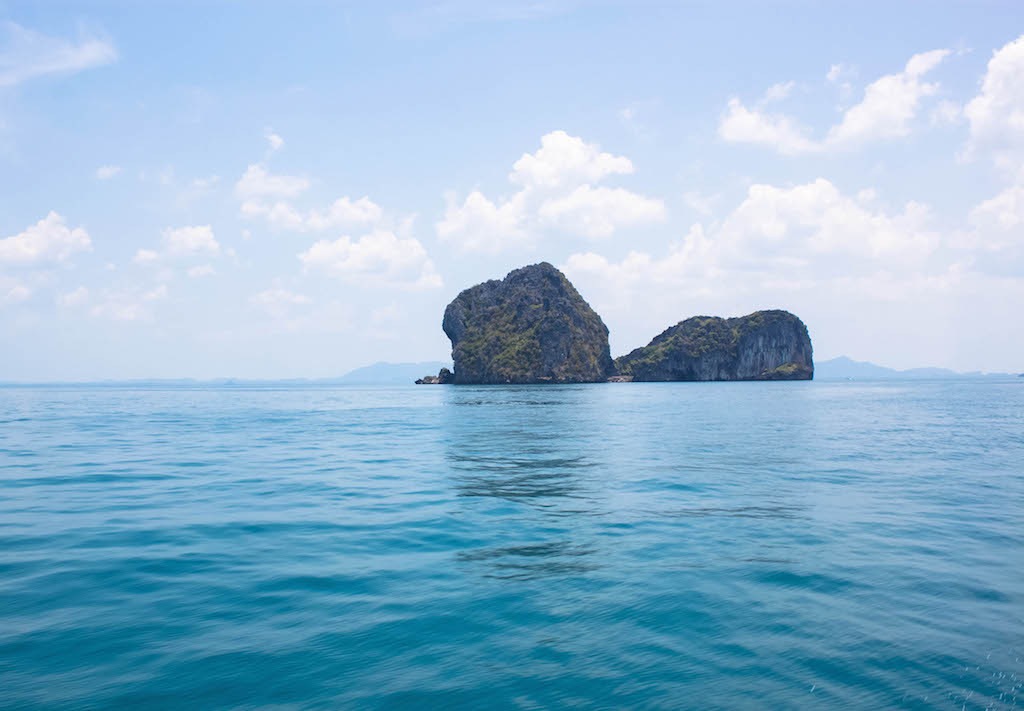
1,1 -> 1022,380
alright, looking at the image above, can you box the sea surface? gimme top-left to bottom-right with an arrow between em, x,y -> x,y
1,380 -> 1022,710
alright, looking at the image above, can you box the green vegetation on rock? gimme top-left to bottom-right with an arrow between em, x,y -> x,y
442,262 -> 613,384
615,310 -> 813,381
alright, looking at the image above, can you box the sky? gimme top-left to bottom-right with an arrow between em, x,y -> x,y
0,1 -> 1022,380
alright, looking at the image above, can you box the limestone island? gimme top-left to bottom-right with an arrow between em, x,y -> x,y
417,262 -> 813,384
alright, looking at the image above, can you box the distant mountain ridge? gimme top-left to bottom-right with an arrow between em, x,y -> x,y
0,361 -> 454,386
816,356 -> 1016,379
336,361 -> 452,384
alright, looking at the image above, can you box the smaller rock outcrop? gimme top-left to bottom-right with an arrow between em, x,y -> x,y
415,367 -> 454,385
442,262 -> 613,384
615,310 -> 813,381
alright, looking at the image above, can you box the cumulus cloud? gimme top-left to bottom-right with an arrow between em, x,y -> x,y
509,130 -> 634,189
234,164 -> 310,200
0,21 -> 116,87
716,178 -> 938,262
961,184 -> 1024,256
306,196 -> 383,229
826,63 -> 849,83
133,249 -> 159,265
95,164 -> 121,180
930,100 -> 962,126
761,81 -> 796,104
436,190 -> 528,253
143,284 -> 167,301
970,184 -> 1024,232
264,129 -> 284,153
556,177 -> 1024,368
438,131 -> 664,251
162,225 -> 219,256
825,49 -> 949,146
241,194 -> 384,232
89,284 -> 166,322
250,287 -> 312,318
0,212 -> 91,266
537,185 -> 666,239
187,264 -> 216,278
718,98 -> 819,155
133,225 -> 220,265
298,230 -> 442,289
562,178 -> 942,333
964,33 -> 1024,170
57,286 -> 89,307
720,49 -> 950,154
2,283 -> 31,304
235,157 -> 385,233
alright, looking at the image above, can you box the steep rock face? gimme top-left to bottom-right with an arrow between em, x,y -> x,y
615,310 -> 813,381
442,262 -> 614,384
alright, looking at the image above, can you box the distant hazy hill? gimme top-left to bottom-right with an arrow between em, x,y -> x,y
816,356 -> 1014,379
336,361 -> 451,384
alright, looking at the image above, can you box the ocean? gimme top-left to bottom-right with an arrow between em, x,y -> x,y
1,380 -> 1022,709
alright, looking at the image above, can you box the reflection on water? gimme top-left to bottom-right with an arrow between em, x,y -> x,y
457,541 -> 600,580
442,385 -> 608,578
661,504 -> 805,519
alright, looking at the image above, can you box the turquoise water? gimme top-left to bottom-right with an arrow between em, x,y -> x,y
1,381 -> 1022,710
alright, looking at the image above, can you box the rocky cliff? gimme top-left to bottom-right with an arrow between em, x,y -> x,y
614,310 -> 813,381
442,262 -> 614,384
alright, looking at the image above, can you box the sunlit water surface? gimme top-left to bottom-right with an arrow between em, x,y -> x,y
1,381 -> 1022,709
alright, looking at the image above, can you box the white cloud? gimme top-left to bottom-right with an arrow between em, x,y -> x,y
563,178 -> 940,301
719,98 -> 819,155
0,21 -> 116,87
762,81 -> 795,104
57,286 -> 88,307
557,178 -> 1021,367
964,33 -> 1024,169
966,185 -> 1024,237
684,191 -> 720,216
187,264 -> 216,278
720,49 -> 950,154
133,225 -> 220,265
438,131 -> 663,251
563,223 -> 718,290
436,190 -> 528,252
252,287 -> 311,307
96,164 -> 121,180
537,185 -> 666,239
0,212 -> 91,266
90,300 -> 145,321
299,230 -> 442,289
143,284 -> 167,301
306,196 -> 384,230
241,194 -> 383,232
133,249 -> 160,265
930,100 -> 962,126
509,130 -> 633,189
825,49 -> 949,147
265,129 -> 284,153
718,179 -> 938,262
826,63 -> 848,83
234,141 -> 387,233
2,283 -> 31,304
234,164 -> 310,200
250,287 -> 312,318
89,286 -> 160,322
162,225 -> 220,257
190,175 -> 220,190
240,199 -> 304,230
